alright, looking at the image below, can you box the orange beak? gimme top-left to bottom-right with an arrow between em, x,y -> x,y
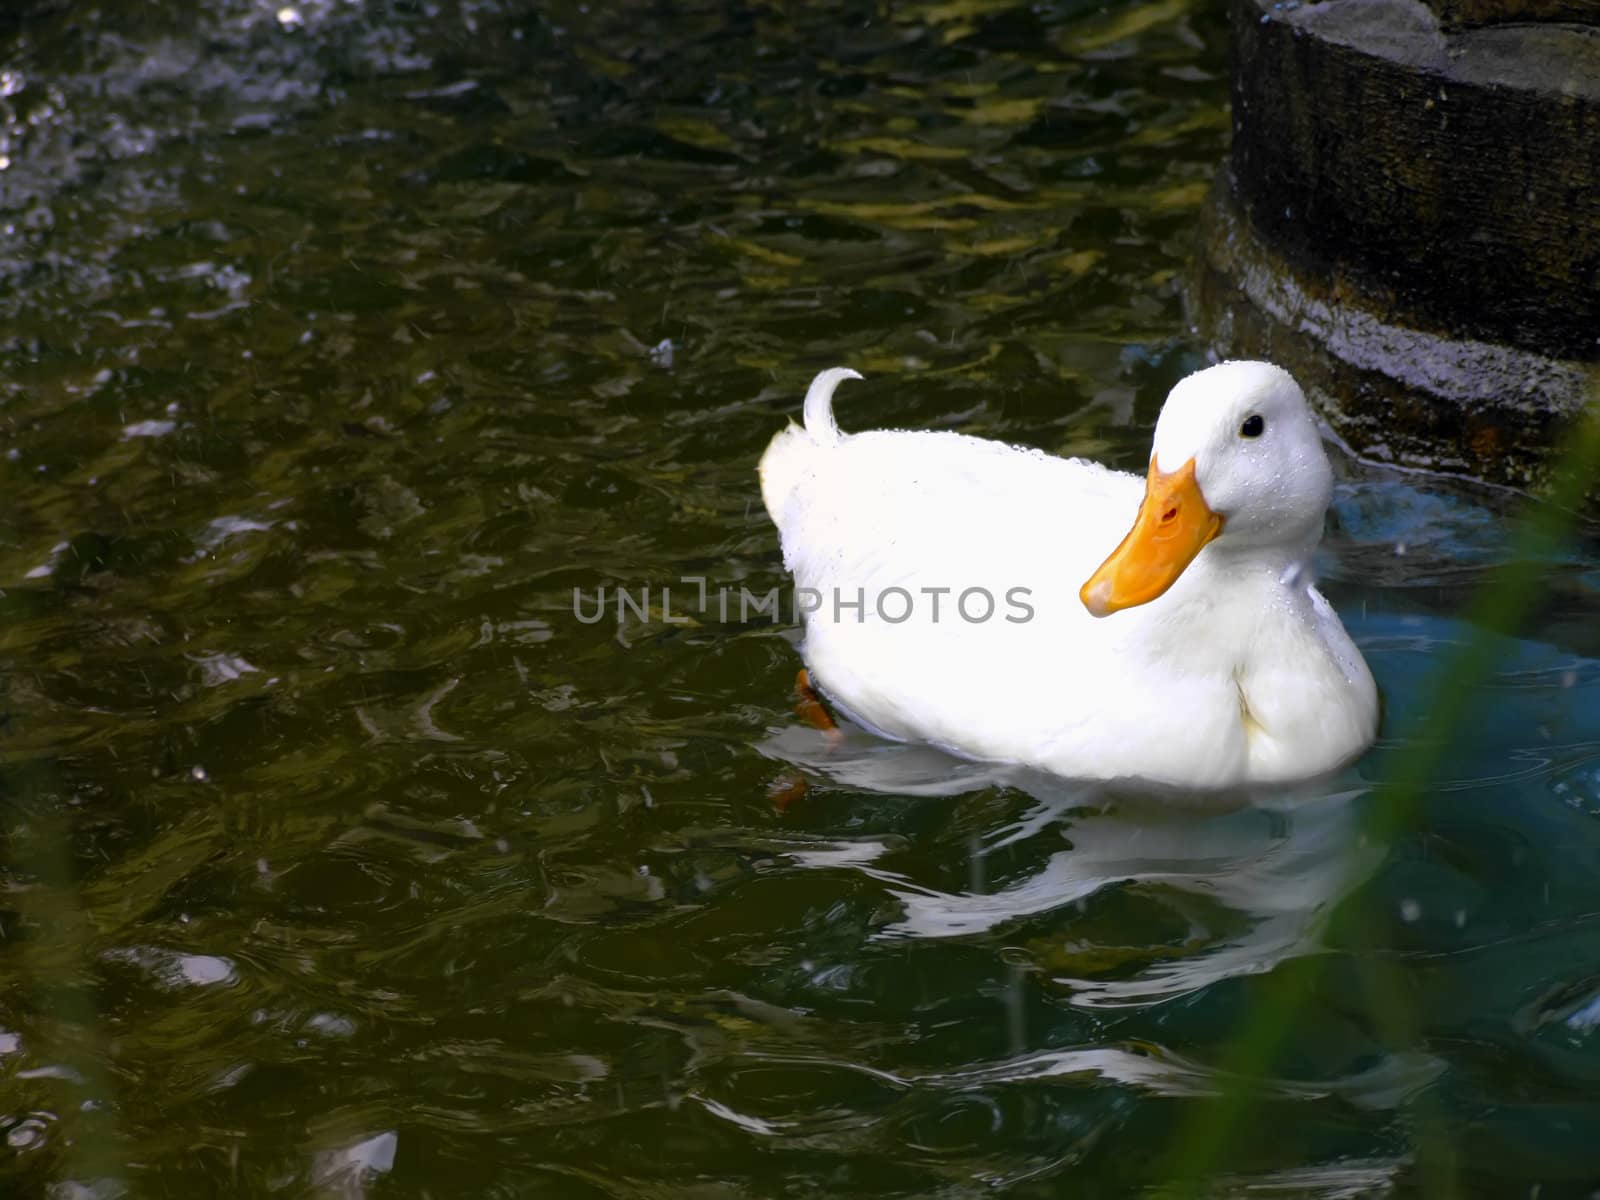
1079,456 -> 1223,617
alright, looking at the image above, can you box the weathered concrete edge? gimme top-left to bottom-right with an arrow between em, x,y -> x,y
1232,0 -> 1600,360
1191,179 -> 1600,489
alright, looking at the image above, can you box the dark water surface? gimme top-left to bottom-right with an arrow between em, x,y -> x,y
3,1 -> 1600,1195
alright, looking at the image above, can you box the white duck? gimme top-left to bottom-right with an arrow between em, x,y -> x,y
758,361 -> 1378,789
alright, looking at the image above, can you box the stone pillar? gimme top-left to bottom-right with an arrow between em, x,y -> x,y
1191,0 -> 1600,487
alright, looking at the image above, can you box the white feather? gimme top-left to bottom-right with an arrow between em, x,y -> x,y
757,362 -> 1378,790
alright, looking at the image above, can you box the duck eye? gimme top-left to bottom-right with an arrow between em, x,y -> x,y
1240,414 -> 1265,439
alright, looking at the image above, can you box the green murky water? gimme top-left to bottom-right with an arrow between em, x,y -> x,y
3,1 -> 1600,1195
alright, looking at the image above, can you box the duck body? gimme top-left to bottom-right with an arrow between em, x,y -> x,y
759,363 -> 1378,790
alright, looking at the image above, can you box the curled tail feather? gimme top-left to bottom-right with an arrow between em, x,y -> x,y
802,367 -> 862,447
758,367 -> 863,524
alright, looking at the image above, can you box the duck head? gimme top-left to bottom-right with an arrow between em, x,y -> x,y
1080,361 -> 1333,618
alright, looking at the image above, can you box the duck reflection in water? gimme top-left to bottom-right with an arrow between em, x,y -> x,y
759,721 -> 1378,1009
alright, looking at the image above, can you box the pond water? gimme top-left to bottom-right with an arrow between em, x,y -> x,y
3,0 -> 1600,1195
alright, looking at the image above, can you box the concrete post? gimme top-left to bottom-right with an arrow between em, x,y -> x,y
1192,0 -> 1600,486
